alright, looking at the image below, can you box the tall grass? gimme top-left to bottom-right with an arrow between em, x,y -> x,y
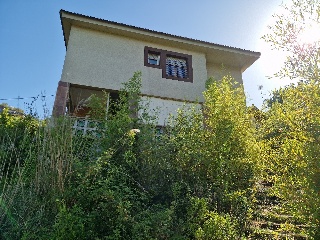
0,114 -> 93,239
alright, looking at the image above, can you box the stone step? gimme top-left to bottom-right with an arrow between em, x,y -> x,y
250,227 -> 308,240
250,180 -> 310,239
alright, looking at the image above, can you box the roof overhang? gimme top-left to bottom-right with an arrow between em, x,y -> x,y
60,10 -> 260,72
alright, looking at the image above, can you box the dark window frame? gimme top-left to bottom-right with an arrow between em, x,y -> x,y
144,46 -> 193,83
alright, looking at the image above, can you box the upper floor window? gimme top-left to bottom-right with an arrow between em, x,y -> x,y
166,56 -> 188,79
144,46 -> 193,83
148,52 -> 160,65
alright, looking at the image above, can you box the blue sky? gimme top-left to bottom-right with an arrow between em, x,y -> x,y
0,0 -> 289,115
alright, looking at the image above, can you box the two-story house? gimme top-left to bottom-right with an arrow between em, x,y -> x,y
53,10 -> 260,129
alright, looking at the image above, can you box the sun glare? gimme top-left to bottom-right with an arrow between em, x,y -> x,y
297,21 -> 320,44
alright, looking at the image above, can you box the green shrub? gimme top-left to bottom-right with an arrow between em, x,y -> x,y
195,211 -> 239,240
52,201 -> 85,240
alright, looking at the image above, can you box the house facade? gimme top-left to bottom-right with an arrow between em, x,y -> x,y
53,10 -> 260,126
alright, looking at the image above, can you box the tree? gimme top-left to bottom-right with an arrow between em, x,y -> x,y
0,103 -> 24,116
262,0 -> 320,82
262,0 -> 320,237
261,82 -> 320,238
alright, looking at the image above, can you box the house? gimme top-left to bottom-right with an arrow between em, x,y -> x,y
53,10 -> 260,127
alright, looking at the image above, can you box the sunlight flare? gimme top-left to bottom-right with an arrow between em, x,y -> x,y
297,21 -> 320,45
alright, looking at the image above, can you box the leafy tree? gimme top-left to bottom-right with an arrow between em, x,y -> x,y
262,1 -> 320,237
261,82 -> 320,238
0,103 -> 24,116
262,0 -> 320,81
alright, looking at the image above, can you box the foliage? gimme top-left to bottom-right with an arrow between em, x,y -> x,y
261,81 -> 320,238
187,197 -> 239,240
195,211 -> 238,240
87,91 -> 109,121
0,109 -> 39,183
0,103 -> 24,115
261,0 -> 320,238
262,0 -> 320,81
0,72 -> 260,239
3,70 -> 318,239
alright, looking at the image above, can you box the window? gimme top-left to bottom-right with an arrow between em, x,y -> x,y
69,90 -> 120,138
144,46 -> 193,82
166,56 -> 188,79
148,52 -> 160,65
72,117 -> 103,138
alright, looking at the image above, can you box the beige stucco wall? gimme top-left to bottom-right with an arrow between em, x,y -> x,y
61,26 -> 242,103
206,62 -> 243,84
62,26 -> 206,102
139,96 -> 201,126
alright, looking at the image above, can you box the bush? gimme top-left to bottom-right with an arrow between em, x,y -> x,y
195,211 -> 239,240
0,72 -> 259,239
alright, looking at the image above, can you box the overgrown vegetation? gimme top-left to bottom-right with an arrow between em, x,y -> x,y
1,1 -> 319,238
0,72 -> 261,239
261,0 -> 320,238
1,68 -> 320,239
2,69 -> 318,239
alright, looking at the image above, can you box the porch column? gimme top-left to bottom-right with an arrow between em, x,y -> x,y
52,81 -> 70,117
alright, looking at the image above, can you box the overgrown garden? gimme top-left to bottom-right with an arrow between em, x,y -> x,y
1,0 -> 320,238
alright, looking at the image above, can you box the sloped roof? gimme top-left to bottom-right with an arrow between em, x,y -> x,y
60,9 -> 260,72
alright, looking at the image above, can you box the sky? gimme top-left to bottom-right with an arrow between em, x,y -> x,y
0,0 -> 291,116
